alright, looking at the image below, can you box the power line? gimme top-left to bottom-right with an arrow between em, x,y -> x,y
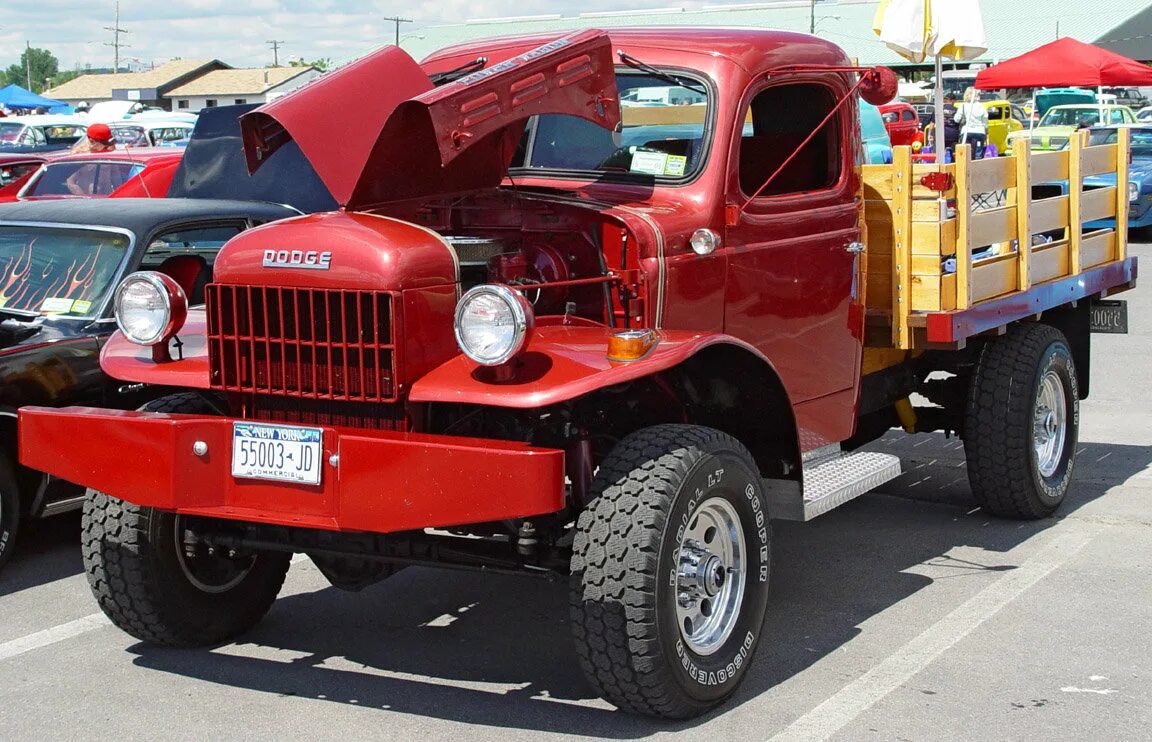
103,0 -> 131,73
382,16 -> 413,47
267,40 -> 286,67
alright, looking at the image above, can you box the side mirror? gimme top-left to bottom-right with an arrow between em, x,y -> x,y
859,67 -> 899,107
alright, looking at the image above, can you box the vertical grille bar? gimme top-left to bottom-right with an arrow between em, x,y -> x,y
206,284 -> 397,403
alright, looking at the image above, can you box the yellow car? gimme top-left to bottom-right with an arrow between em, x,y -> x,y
983,100 -> 1025,155
1007,103 -> 1136,152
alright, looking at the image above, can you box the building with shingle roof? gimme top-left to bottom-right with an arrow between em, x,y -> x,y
164,66 -> 320,112
392,0 -> 1152,68
44,59 -> 230,109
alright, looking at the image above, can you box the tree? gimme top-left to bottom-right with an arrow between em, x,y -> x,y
3,47 -> 60,93
289,57 -> 331,72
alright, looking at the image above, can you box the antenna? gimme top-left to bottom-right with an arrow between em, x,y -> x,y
267,40 -> 286,67
382,16 -> 413,46
104,0 -> 131,72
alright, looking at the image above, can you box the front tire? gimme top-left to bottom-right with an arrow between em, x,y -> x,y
81,392 -> 290,646
0,453 -> 21,571
964,323 -> 1079,519
570,425 -> 771,719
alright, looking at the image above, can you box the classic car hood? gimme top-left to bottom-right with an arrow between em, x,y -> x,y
240,29 -> 620,209
1084,159 -> 1152,188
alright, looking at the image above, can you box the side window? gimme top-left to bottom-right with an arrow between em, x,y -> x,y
901,110 -> 916,122
739,83 -> 842,197
987,106 -> 1004,121
1110,109 -> 1126,124
143,224 -> 247,304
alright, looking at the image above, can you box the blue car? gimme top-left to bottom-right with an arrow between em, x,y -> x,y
860,100 -> 893,164
1037,126 -> 1152,232
1083,126 -> 1152,231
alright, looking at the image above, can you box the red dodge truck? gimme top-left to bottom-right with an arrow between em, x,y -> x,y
18,28 -> 1137,718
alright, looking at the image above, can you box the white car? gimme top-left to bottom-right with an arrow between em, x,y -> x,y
110,120 -> 196,148
1137,106 -> 1152,123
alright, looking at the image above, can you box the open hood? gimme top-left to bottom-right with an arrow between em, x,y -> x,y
241,29 -> 620,209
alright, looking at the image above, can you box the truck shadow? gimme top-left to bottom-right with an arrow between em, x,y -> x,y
0,512 -> 83,597
126,432 -> 1151,736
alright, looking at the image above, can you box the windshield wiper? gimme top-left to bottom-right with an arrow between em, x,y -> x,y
430,57 -> 488,86
616,51 -> 707,96
0,307 -> 40,322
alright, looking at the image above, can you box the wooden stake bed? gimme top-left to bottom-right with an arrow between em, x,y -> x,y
862,130 -> 1138,350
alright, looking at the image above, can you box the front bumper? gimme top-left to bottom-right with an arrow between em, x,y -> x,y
19,407 -> 565,533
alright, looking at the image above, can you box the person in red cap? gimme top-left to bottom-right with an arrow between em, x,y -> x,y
71,122 -> 117,153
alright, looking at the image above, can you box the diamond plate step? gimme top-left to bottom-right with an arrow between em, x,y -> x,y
767,451 -> 902,521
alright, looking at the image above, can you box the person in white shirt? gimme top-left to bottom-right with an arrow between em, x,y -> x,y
954,87 -> 990,159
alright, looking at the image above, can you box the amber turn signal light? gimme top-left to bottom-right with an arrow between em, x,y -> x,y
607,329 -> 658,362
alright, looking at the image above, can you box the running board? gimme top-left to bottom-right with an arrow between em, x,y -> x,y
767,451 -> 902,521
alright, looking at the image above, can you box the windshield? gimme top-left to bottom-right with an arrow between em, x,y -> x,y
512,71 -> 711,179
0,122 -> 31,146
1088,128 -> 1152,158
1039,107 -> 1101,127
111,126 -> 147,147
24,161 -> 145,198
0,226 -> 130,317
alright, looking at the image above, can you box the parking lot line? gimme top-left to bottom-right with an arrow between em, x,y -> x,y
768,521 -> 1106,742
0,613 -> 110,662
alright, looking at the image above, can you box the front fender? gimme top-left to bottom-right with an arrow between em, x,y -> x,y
409,325 -> 771,409
100,309 -> 211,389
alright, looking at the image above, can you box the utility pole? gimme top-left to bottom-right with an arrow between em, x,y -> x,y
267,40 -> 285,67
25,41 -> 32,90
104,0 -> 130,72
810,0 -> 816,34
382,16 -> 412,47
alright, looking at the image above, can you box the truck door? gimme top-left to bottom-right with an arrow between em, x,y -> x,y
723,79 -> 864,444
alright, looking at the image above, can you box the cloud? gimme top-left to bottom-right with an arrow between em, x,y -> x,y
1,0 -> 703,70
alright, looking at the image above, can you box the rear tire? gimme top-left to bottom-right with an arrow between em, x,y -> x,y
570,425 -> 771,719
0,453 -> 21,571
81,392 -> 290,646
964,323 -> 1079,519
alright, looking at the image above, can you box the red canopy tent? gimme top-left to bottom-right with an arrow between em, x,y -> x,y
975,37 -> 1152,89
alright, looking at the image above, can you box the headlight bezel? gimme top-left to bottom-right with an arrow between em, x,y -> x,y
453,284 -> 534,367
1130,181 -> 1141,203
113,271 -> 188,347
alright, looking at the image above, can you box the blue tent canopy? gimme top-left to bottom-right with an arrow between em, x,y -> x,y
0,84 -> 69,112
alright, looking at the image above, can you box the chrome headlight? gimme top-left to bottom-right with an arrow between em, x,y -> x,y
454,284 -> 533,366
114,271 -> 187,345
1130,181 -> 1140,203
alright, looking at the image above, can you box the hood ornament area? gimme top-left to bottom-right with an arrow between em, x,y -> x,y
262,249 -> 332,270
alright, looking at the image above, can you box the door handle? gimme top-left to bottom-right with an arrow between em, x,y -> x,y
845,241 -> 866,254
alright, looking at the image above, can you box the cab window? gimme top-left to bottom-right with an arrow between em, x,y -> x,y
1109,109 -> 1126,124
142,223 -> 247,304
987,106 -> 1004,121
901,110 -> 916,122
739,83 -> 842,197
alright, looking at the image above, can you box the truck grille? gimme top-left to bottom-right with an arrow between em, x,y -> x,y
206,284 -> 398,402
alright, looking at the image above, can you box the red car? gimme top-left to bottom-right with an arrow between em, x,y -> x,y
878,101 -> 924,146
0,153 -> 46,199
1,147 -> 182,202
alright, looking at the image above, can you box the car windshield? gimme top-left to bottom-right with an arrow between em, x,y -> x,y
24,161 -> 145,198
512,71 -> 711,179
0,122 -> 29,145
1039,107 -> 1102,127
111,126 -> 148,146
0,226 -> 130,318
1088,129 -> 1152,158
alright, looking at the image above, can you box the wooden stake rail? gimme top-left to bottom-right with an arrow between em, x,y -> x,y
862,128 -> 1132,350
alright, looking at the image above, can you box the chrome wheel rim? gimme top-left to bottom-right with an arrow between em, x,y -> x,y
174,516 -> 254,594
1033,370 -> 1068,479
675,497 -> 746,656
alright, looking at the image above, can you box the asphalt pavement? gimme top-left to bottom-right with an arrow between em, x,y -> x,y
1,244 -> 1149,741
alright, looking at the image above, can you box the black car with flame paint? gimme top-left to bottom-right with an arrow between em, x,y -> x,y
0,198 -> 299,568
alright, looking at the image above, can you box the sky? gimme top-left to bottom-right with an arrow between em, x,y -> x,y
1,0 -> 711,71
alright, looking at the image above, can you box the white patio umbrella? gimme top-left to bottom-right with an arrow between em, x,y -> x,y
873,0 -> 988,161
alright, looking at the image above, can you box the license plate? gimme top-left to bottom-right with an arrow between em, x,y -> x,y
1089,300 -> 1128,334
231,422 -> 323,485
